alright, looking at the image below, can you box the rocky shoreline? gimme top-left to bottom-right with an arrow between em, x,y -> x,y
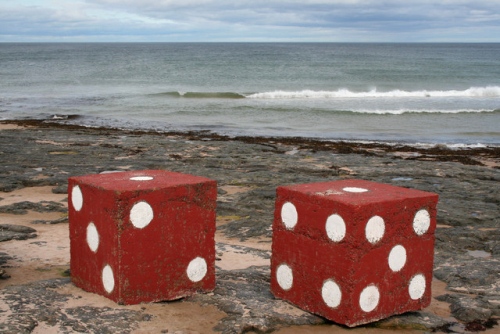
0,120 -> 498,333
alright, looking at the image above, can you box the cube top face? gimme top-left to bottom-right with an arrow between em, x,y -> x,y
271,179 -> 439,326
279,179 -> 436,207
68,170 -> 217,304
70,170 -> 215,193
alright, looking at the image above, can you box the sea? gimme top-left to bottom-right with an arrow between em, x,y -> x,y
1,43 -> 499,147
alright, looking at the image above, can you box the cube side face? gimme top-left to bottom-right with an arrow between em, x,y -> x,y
69,171 -> 217,305
118,180 -> 217,304
271,180 -> 438,327
69,178 -> 121,302
345,236 -> 435,326
271,230 -> 356,324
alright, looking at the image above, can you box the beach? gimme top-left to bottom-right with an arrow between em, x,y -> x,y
2,43 -> 500,146
0,120 -> 498,333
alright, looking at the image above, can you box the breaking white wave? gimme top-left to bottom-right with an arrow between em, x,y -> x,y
246,86 -> 500,99
348,109 -> 498,115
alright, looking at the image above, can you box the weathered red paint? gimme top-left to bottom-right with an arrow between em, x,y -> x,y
68,170 -> 217,305
270,179 -> 439,327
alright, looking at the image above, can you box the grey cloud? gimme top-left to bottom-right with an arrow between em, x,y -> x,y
86,0 -> 500,29
1,0 -> 499,42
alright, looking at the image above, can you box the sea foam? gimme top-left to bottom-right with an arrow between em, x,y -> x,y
246,86 -> 500,99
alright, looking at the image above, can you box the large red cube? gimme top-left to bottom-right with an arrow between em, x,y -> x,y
271,179 -> 439,327
68,170 -> 217,305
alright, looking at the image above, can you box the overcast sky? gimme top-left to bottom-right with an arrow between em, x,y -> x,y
1,0 -> 499,42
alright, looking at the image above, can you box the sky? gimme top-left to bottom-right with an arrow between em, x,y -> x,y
1,0 -> 499,43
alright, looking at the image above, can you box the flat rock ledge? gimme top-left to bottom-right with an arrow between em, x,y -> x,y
0,120 -> 499,333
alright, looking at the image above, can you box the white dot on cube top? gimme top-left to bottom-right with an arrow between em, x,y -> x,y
130,201 -> 154,229
276,263 -> 293,291
71,185 -> 83,211
359,284 -> 380,313
86,222 -> 99,253
409,274 -> 426,300
130,176 -> 154,181
343,187 -> 369,193
413,209 -> 431,236
325,214 -> 346,242
102,265 -> 115,293
187,257 -> 208,282
388,244 -> 407,272
281,202 -> 298,230
365,216 -> 385,244
322,279 -> 342,308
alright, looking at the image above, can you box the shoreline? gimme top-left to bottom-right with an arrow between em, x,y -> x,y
2,119 -> 499,169
0,120 -> 498,333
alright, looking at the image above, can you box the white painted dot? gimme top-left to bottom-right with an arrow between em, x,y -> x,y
413,209 -> 431,236
276,263 -> 293,291
343,187 -> 369,193
281,202 -> 298,230
409,274 -> 426,300
359,285 -> 380,313
130,201 -> 154,229
187,257 -> 208,282
322,279 -> 342,308
388,245 -> 407,272
102,265 -> 115,293
130,176 -> 154,181
71,185 -> 83,212
365,216 -> 385,244
86,222 -> 99,253
325,214 -> 346,242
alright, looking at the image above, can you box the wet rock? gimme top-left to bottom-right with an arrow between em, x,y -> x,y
0,252 -> 13,266
434,258 -> 500,295
0,224 -> 37,242
0,269 -> 10,279
436,319 -> 500,333
373,311 -> 451,331
0,278 -> 150,334
492,242 -> 500,257
0,201 -> 66,215
437,294 -> 493,323
0,252 -> 13,279
483,296 -> 500,317
31,216 -> 68,225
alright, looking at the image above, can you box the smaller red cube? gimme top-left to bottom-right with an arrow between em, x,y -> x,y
271,179 -> 439,327
68,170 -> 216,305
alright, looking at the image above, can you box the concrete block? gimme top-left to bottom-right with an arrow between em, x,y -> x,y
271,179 -> 438,326
68,170 -> 216,305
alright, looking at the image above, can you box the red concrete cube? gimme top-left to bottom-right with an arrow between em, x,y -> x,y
68,170 -> 217,305
271,179 -> 439,327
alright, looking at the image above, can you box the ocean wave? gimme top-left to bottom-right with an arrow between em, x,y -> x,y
150,91 -> 246,99
243,106 -> 498,115
149,87 -> 500,100
349,109 -> 499,115
246,86 -> 500,99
